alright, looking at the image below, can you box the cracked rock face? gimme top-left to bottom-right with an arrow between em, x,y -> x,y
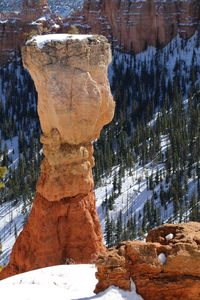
0,35 -> 115,279
95,222 -> 200,300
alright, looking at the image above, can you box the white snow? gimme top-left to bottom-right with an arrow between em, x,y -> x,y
0,264 -> 144,300
0,199 -> 26,266
165,233 -> 174,241
26,34 -> 94,48
158,253 -> 167,265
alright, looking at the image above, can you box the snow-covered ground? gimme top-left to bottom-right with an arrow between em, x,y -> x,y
0,199 -> 26,266
0,264 -> 143,300
0,0 -> 84,16
109,31 -> 200,93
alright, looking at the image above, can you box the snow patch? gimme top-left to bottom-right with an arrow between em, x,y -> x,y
26,34 -> 94,48
165,233 -> 174,241
158,253 -> 167,265
0,264 -> 144,300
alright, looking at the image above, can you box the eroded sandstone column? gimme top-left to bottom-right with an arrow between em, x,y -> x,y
0,34 -> 115,279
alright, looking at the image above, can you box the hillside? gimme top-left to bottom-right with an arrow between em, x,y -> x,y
0,28 -> 199,265
0,0 -> 83,16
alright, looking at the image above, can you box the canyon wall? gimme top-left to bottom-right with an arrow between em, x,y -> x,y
95,222 -> 200,300
66,0 -> 200,52
1,0 -> 200,65
0,34 -> 115,279
0,0 -> 61,65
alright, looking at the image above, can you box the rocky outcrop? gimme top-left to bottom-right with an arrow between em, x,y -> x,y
65,0 -> 200,52
0,34 -> 115,279
95,222 -> 200,300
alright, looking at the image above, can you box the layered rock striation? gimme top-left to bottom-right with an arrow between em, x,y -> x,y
95,222 -> 200,300
0,34 -> 115,279
66,0 -> 200,52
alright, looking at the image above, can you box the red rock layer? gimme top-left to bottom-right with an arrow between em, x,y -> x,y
0,191 -> 105,279
65,0 -> 200,52
95,222 -> 200,300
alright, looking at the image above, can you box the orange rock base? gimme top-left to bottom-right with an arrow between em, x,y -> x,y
0,191 -> 105,280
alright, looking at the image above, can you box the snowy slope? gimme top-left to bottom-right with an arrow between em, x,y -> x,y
0,0 -> 84,16
0,264 -> 143,300
109,31 -> 200,94
97,31 -> 200,235
0,199 -> 26,266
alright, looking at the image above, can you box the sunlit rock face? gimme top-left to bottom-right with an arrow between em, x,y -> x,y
0,34 -> 115,279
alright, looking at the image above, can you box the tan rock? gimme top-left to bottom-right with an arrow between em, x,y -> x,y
22,34 -> 115,200
0,34 -> 115,279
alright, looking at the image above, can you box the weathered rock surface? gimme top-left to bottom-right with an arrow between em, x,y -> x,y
95,222 -> 200,300
66,0 -> 200,52
0,34 -> 115,279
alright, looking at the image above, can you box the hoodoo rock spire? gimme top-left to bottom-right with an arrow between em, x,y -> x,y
0,34 -> 115,279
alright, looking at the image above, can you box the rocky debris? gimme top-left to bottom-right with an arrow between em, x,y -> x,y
95,222 -> 200,300
0,34 -> 115,279
65,0 -> 200,53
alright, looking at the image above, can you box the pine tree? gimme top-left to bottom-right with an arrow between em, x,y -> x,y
105,213 -> 116,247
0,237 -> 2,255
190,193 -> 199,221
116,211 -> 123,243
